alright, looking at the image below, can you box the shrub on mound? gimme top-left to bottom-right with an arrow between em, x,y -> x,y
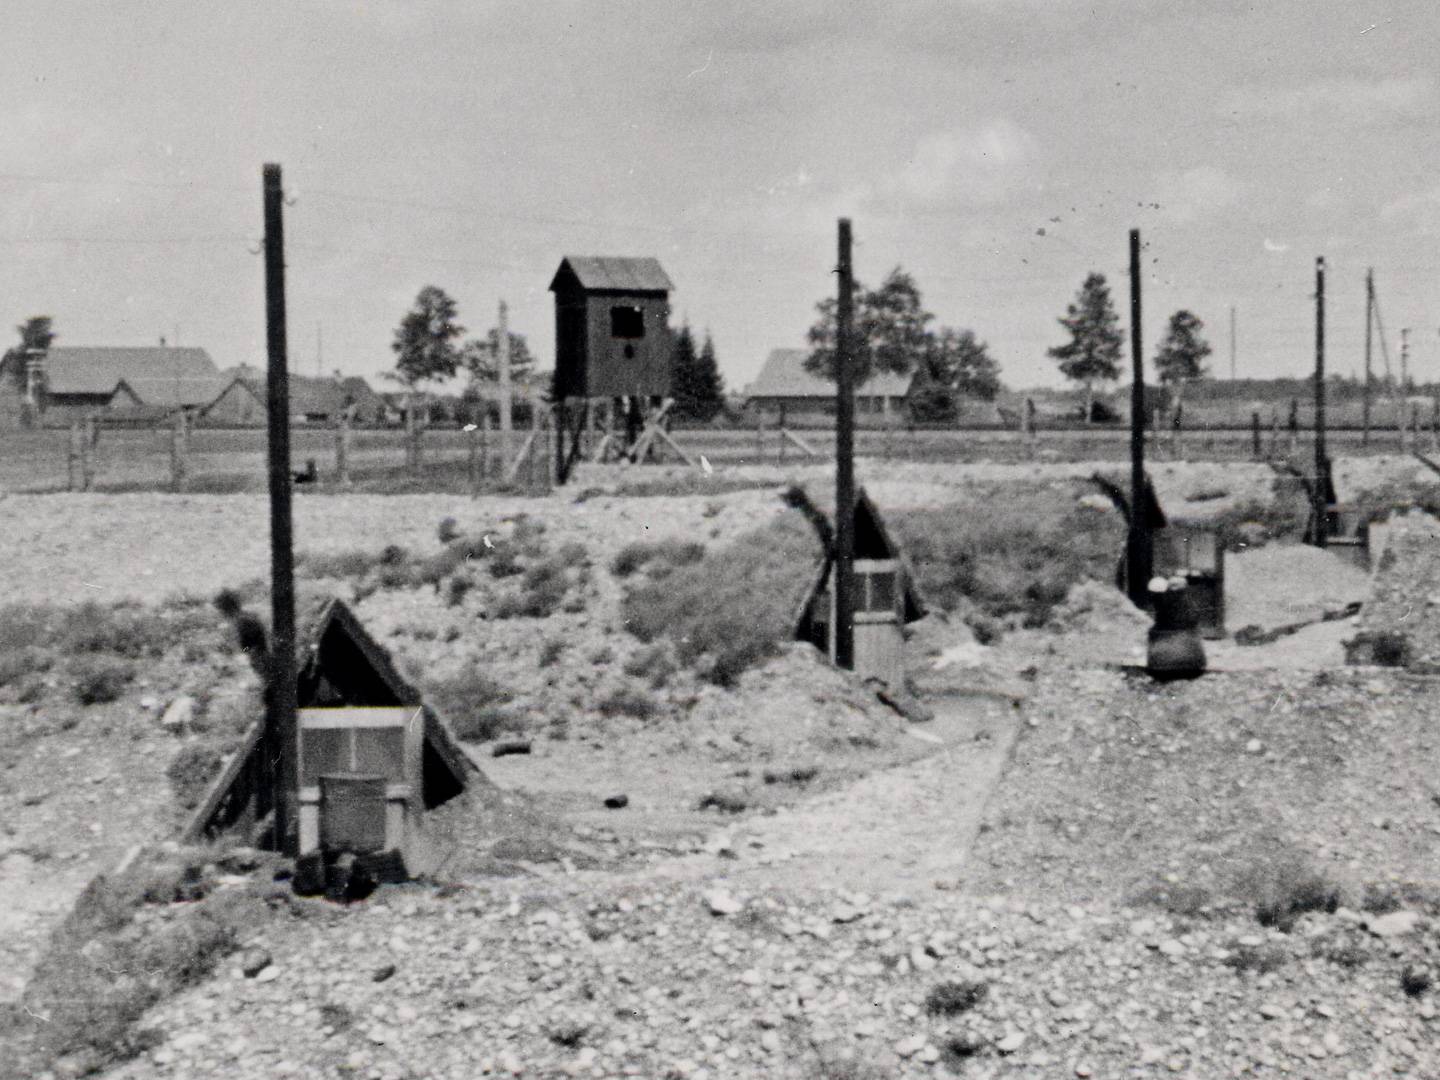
622,512 -> 821,687
892,483 -> 1123,630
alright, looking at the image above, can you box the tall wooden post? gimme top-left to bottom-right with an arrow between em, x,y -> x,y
833,219 -> 856,671
81,417 -> 95,490
1251,411 -> 1262,459
1362,269 -> 1373,448
1400,328 -> 1411,452
1126,228 -> 1153,606
335,409 -> 351,487
263,162 -> 298,854
479,411 -> 490,480
498,300 -> 511,473
68,422 -> 82,491
170,410 -> 189,493
1311,256 -> 1328,548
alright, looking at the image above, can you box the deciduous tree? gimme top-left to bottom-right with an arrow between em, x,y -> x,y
1154,310 -> 1212,385
391,286 -> 464,392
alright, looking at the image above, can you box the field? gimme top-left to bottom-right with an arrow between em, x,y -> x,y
3,445 -> 1440,1078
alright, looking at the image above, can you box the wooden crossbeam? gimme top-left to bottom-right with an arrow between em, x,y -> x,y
503,428 -> 540,483
780,428 -> 819,457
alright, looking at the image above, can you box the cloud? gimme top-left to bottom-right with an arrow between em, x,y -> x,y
1222,75 -> 1435,121
1148,166 -> 1241,225
845,119 -> 1039,214
1382,186 -> 1440,236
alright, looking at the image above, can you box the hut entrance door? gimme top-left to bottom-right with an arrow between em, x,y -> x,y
296,706 -> 422,857
844,557 -> 905,686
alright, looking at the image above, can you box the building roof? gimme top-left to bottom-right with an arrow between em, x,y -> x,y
550,256 -> 673,294
207,372 -> 380,416
746,348 -> 912,400
44,347 -> 222,405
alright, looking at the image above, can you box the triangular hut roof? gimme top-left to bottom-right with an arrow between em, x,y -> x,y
790,485 -> 927,637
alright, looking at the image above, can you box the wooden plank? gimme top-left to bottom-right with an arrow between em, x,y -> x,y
180,721 -> 263,843
590,432 -> 614,463
298,706 -> 415,729
652,425 -> 696,468
781,428 -> 819,457
503,428 -> 540,483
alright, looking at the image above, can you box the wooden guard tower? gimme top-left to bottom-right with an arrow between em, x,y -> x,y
795,487 -> 926,686
184,596 -> 477,878
549,256 -> 693,482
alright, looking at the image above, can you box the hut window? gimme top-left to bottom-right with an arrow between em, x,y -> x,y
300,728 -> 349,785
610,306 -> 645,339
864,570 -> 897,614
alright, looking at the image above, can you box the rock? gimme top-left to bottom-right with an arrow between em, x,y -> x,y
1158,939 -> 1187,957
704,890 -> 743,917
492,740 -> 532,757
603,794 -> 629,809
240,947 -> 272,978
894,1035 -> 925,1059
996,1032 -> 1026,1055
159,695 -> 195,730
1245,739 -> 1263,754
373,963 -> 397,983
1366,910 -> 1421,938
1259,1002 -> 1285,1020
254,964 -> 281,984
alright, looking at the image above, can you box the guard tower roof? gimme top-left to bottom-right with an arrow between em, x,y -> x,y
550,256 -> 674,294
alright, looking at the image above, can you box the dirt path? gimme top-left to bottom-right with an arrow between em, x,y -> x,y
592,695 -> 1022,897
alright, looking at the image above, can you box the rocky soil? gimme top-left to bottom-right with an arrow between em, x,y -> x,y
6,456 -> 1440,1079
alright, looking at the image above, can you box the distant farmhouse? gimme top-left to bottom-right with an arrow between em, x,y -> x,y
201,366 -> 387,426
0,345 -> 226,427
745,348 -> 912,417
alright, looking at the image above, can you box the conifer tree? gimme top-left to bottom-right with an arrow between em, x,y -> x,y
1048,273 -> 1124,422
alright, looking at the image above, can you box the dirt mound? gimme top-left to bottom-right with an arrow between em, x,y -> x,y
1045,578 -> 1149,634
685,643 -> 907,759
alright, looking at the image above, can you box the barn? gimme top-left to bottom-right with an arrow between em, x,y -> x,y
201,370 -> 386,426
0,345 -> 225,426
745,348 -> 912,417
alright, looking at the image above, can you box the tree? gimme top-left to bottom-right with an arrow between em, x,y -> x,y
460,326 -> 535,384
1153,310 -> 1212,386
4,316 -> 55,392
672,325 -> 725,422
390,286 -> 464,392
805,268 -> 932,385
1048,273 -> 1124,422
929,328 -> 1002,402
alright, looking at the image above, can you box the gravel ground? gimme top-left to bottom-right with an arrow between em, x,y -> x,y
10,456 -> 1440,1079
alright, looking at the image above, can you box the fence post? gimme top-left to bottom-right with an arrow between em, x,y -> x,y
170,410 -> 189,493
756,413 -> 764,463
1269,410 -> 1279,459
335,410 -> 351,487
778,404 -> 787,465
1251,411 -> 1262,459
82,417 -> 95,490
68,423 -> 82,491
479,411 -> 490,481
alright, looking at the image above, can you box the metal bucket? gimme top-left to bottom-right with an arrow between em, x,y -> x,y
319,774 -> 387,855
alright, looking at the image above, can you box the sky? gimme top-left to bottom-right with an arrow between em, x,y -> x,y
2,0 -> 1437,394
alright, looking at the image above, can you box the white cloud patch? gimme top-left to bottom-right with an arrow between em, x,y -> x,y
846,119 -> 1039,213
1149,166 -> 1241,225
1382,186 -> 1440,236
1223,75 -> 1435,121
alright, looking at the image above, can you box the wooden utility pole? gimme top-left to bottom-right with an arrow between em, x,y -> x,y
498,300 -> 511,471
1311,256 -> 1329,547
1363,269 -> 1374,447
1400,327 -> 1412,451
1126,228 -> 1153,606
1229,306 -> 1236,381
833,219 -> 857,672
263,162 -> 298,853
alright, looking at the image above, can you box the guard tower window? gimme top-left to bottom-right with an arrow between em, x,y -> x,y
610,305 -> 645,339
